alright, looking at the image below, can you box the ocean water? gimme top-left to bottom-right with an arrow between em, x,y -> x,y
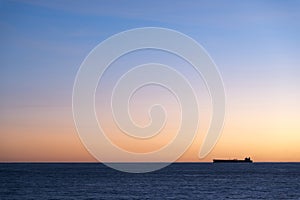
0,163 -> 299,199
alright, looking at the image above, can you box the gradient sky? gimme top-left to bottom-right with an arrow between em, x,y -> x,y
1,0 -> 300,162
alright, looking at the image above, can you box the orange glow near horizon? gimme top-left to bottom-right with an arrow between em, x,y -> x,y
1,99 -> 300,162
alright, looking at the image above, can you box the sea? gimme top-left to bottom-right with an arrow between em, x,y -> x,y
1,163 -> 299,199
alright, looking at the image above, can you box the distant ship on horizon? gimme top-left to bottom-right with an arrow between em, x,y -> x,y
213,157 -> 253,163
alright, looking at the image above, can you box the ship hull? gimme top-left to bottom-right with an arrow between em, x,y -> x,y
213,159 -> 253,163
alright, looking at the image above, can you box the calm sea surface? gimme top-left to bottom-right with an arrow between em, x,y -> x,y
0,163 -> 299,199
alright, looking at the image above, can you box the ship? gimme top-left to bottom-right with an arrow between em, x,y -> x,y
213,157 -> 253,163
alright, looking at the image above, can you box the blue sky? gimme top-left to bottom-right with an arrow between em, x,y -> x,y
1,1 -> 299,109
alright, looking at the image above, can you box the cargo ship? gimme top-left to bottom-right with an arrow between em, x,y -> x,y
213,157 -> 253,163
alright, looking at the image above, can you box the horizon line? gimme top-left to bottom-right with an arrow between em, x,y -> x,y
1,161 -> 300,164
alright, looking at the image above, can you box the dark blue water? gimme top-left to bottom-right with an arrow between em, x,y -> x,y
1,163 -> 299,199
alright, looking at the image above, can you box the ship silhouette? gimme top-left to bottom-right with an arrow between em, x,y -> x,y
213,157 -> 253,163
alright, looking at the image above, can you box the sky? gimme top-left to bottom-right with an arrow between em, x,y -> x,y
0,0 -> 300,162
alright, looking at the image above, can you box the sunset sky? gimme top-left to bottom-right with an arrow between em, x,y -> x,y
1,0 -> 300,162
